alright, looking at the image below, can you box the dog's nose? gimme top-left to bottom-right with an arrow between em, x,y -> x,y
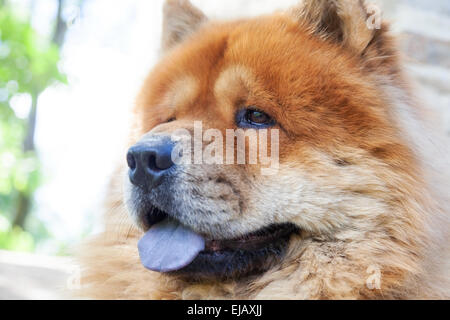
127,140 -> 175,189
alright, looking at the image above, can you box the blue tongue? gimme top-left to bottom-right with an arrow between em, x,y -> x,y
138,219 -> 205,273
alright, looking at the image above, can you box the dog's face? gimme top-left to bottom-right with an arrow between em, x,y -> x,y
124,0 -> 414,280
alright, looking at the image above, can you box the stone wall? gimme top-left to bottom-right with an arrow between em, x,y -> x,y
381,0 -> 450,135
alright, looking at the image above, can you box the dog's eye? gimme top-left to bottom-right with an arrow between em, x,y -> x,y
236,109 -> 275,128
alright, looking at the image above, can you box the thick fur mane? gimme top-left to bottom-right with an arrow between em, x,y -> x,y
77,109 -> 450,299
76,1 -> 450,300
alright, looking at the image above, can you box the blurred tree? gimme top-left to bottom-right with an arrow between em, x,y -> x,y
13,0 -> 69,228
0,0 -> 68,251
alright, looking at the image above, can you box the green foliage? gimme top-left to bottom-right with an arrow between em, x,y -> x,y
0,4 -> 66,252
0,215 -> 34,252
0,8 -> 66,94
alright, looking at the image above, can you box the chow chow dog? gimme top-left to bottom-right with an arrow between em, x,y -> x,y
78,0 -> 450,299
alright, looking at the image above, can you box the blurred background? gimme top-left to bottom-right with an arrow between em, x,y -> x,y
0,0 -> 449,299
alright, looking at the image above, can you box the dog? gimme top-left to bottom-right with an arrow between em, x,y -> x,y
77,0 -> 450,299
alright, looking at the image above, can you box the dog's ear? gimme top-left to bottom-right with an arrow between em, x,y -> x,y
162,0 -> 207,52
291,0 -> 378,55
291,0 -> 398,74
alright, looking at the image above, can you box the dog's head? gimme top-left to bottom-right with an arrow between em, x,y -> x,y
123,0 -> 416,281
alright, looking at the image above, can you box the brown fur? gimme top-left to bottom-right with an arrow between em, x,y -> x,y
77,0 -> 450,299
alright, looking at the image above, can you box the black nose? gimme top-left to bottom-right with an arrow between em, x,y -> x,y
127,140 -> 175,189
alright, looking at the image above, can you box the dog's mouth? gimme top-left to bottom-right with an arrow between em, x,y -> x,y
138,207 -> 299,280
204,223 -> 298,252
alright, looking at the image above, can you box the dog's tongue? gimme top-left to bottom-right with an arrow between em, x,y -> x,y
138,219 -> 205,273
